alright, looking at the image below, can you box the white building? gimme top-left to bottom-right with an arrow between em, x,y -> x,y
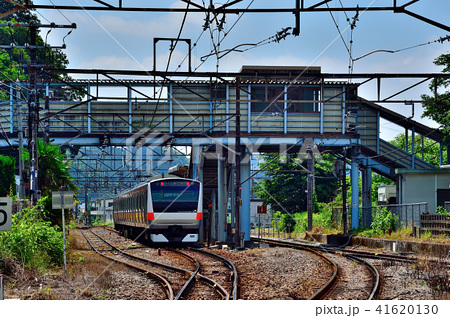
90,199 -> 114,223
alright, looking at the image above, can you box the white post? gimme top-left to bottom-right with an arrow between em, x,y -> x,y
61,192 -> 67,278
0,274 -> 4,300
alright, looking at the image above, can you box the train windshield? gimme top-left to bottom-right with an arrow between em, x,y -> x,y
151,180 -> 200,212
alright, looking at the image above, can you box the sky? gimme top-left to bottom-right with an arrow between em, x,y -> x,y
32,0 -> 450,141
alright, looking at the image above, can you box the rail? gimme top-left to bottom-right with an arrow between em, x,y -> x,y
79,228 -> 174,299
189,247 -> 239,300
254,236 -> 382,300
81,228 -> 231,300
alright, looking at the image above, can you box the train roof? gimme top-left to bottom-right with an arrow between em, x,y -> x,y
115,174 -> 199,198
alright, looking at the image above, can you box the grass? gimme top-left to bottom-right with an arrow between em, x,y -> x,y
354,227 -> 449,244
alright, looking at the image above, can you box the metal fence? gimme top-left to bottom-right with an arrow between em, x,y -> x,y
252,202 -> 430,239
384,202 -> 428,229
332,202 -> 429,231
250,218 -> 302,240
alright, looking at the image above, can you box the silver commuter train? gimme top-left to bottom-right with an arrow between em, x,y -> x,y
113,174 -> 203,243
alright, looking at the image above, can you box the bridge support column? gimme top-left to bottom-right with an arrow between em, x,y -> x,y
217,156 -> 227,242
351,150 -> 360,229
241,157 -> 251,242
447,144 -> 450,165
210,190 -> 217,242
361,166 -> 372,228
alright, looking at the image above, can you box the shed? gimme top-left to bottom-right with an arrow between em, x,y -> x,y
396,169 -> 450,213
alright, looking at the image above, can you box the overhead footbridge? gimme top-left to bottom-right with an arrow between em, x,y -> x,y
0,66 -> 448,243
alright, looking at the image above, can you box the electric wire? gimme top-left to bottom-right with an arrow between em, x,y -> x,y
353,35 -> 450,62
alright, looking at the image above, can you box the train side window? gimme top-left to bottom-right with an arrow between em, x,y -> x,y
139,192 -> 142,223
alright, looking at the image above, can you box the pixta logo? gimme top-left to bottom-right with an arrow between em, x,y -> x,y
126,128 -> 172,175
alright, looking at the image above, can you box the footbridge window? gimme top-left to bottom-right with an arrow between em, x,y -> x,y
250,85 -> 321,114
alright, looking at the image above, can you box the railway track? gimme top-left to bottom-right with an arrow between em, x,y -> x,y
79,228 -> 174,299
255,237 -> 380,300
178,247 -> 239,300
79,227 -> 237,300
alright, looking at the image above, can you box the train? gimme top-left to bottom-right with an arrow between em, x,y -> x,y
113,174 -> 203,243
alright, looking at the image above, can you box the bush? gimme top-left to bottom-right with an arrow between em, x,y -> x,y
0,198 -> 64,271
272,205 -> 334,234
272,211 -> 297,232
436,206 -> 450,216
371,207 -> 400,233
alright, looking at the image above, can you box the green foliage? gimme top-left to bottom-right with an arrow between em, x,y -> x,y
436,206 -> 450,216
272,204 -> 333,234
371,207 -> 400,233
0,154 -> 16,196
420,230 -> 433,240
0,4 -> 72,99
0,198 -> 64,271
254,153 -> 338,214
0,49 -> 26,81
272,211 -> 297,232
22,138 -> 77,198
22,138 -> 77,227
0,1 -> 39,25
421,53 -> 450,140
389,133 -> 446,167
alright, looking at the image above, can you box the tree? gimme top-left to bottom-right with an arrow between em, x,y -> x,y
0,0 -> 70,98
22,139 -> 77,226
389,133 -> 446,167
0,155 -> 16,196
22,138 -> 77,198
253,153 -> 338,214
0,1 -> 39,25
421,53 -> 450,140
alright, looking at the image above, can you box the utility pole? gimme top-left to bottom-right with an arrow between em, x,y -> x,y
28,23 -> 39,205
16,80 -> 25,210
0,21 -> 76,205
341,148 -> 348,234
44,84 -> 50,143
307,145 -> 314,232
234,77 -> 241,249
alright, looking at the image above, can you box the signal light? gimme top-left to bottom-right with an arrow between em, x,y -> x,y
160,182 -> 164,186
186,182 -> 190,185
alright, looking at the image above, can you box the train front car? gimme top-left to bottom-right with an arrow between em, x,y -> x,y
148,178 -> 202,243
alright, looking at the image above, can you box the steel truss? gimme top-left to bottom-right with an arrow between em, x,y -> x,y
2,67 -> 447,203
1,0 -> 449,206
7,0 -> 445,33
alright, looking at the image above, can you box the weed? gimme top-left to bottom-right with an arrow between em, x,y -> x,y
421,231 -> 433,241
0,197 -> 64,271
371,207 -> 400,233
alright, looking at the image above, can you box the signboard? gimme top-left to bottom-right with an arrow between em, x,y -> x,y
0,197 -> 12,231
52,191 -> 74,209
257,205 -> 267,214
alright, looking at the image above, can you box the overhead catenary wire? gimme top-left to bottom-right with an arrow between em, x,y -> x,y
353,35 -> 450,62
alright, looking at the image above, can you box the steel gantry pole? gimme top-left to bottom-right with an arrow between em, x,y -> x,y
0,21 -> 76,205
235,77 -> 241,249
28,23 -> 39,205
307,145 -> 314,232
